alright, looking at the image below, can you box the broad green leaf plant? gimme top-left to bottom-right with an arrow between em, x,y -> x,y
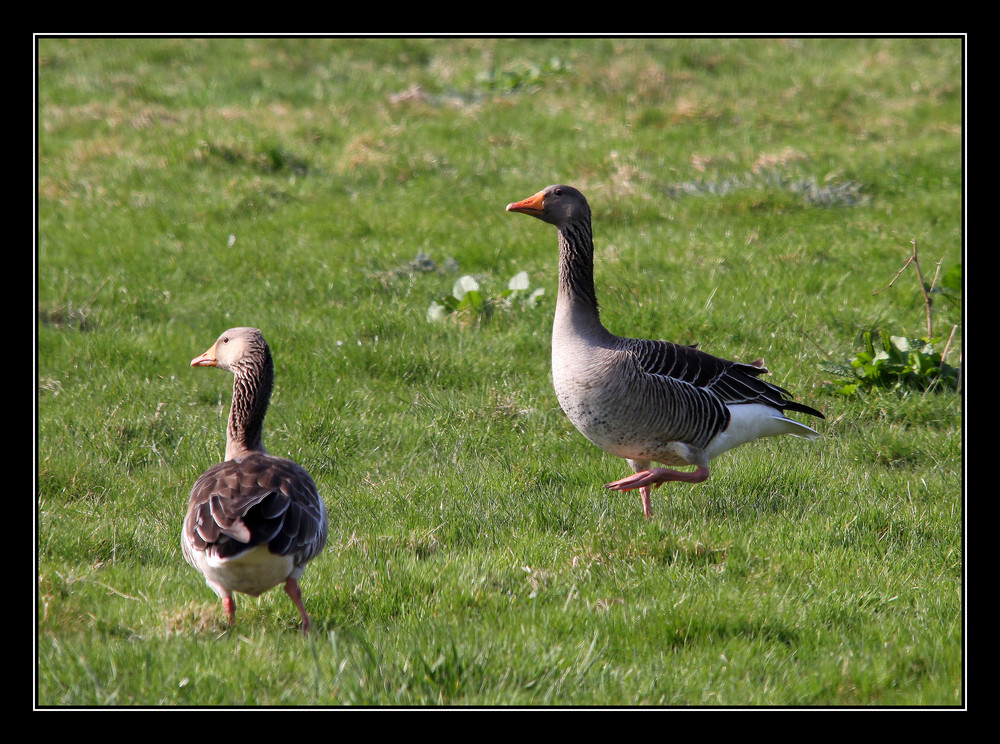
822,240 -> 961,394
427,270 -> 545,324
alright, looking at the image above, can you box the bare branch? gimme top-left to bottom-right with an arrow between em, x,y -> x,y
874,240 -> 934,337
907,241 -> 933,338
872,255 -> 913,295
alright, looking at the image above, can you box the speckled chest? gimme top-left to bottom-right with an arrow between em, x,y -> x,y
551,349 -> 697,466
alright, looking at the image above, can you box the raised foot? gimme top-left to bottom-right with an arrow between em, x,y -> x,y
604,465 -> 710,492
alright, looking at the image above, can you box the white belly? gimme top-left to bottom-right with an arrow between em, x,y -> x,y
190,544 -> 295,599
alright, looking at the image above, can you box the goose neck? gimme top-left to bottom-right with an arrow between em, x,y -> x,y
556,219 -> 604,326
225,350 -> 273,461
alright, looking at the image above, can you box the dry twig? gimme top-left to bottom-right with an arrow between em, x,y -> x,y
873,239 -> 938,338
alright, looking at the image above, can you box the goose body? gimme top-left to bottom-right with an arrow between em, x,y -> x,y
183,327 -> 327,631
507,185 -> 823,518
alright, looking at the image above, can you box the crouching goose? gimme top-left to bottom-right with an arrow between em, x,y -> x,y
184,327 -> 328,631
506,185 -> 823,519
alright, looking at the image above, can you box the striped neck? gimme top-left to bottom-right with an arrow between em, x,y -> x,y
557,218 -> 600,313
225,347 -> 273,461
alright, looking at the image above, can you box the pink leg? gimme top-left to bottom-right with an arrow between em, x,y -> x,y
222,596 -> 237,625
605,465 -> 710,519
640,486 -> 653,520
284,577 -> 312,633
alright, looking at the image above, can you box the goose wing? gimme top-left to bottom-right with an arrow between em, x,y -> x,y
184,452 -> 327,567
626,338 -> 824,417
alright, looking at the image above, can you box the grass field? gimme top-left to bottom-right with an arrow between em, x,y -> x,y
36,37 -> 964,706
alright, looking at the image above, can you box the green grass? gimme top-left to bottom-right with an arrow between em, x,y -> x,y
36,37 -> 963,706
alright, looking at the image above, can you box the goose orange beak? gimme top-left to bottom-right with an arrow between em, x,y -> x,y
191,343 -> 219,367
506,190 -> 545,216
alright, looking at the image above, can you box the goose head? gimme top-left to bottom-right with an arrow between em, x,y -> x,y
191,327 -> 267,373
506,185 -> 591,228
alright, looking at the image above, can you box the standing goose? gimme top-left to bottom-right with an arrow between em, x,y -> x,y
506,185 -> 823,519
184,327 -> 328,631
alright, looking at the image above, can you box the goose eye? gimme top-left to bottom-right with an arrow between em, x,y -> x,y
553,188 -> 563,196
